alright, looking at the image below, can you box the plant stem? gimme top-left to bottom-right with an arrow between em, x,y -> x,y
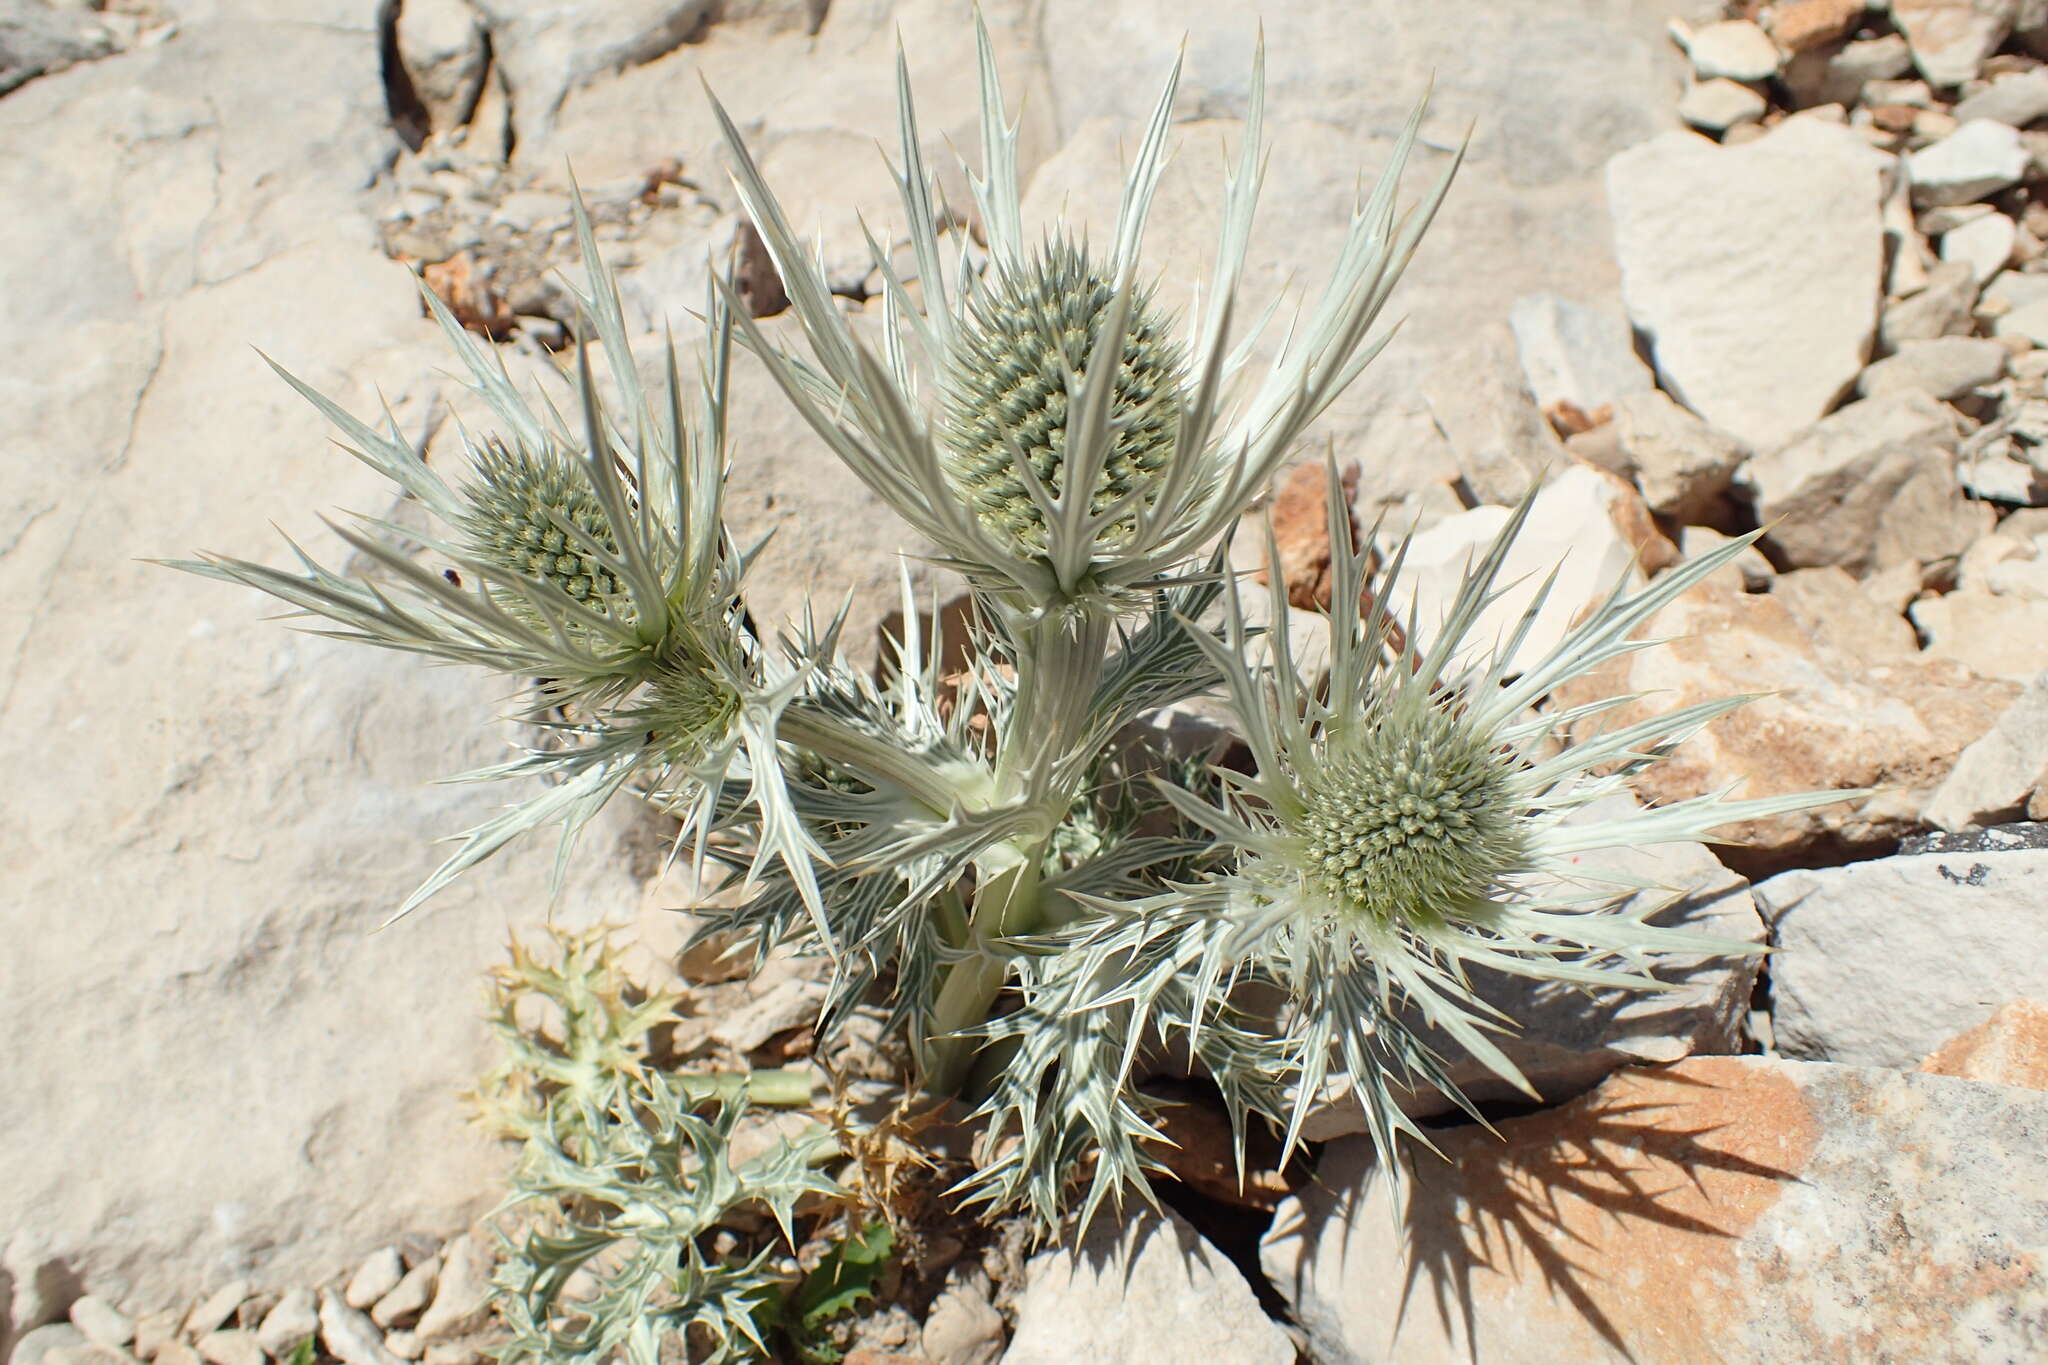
922,848 -> 1044,1095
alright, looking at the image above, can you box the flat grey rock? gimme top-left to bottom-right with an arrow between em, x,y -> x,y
1755,845 -> 2048,1067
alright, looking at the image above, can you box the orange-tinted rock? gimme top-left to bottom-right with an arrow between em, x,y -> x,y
1921,999 -> 2048,1090
1551,578 -> 2017,859
1259,459 -> 1361,611
1768,0 -> 1866,53
1264,1057 -> 2048,1363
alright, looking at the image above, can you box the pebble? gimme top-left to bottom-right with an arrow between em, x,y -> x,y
413,1235 -> 492,1341
132,1309 -> 181,1361
1882,260 -> 1980,347
1858,335 -> 2009,399
1994,296 -> 2048,347
1678,78 -> 1766,133
1892,0 -> 2018,87
182,1282 -> 249,1340
11,1324 -> 90,1365
194,1328 -> 263,1365
1954,67 -> 2048,127
345,1247 -> 405,1310
155,1345 -> 203,1365
318,1291 -> 405,1365
69,1296 -> 135,1349
255,1289 -> 320,1359
383,1329 -> 424,1360
1908,119 -> 2031,206
1768,0 -> 1865,55
1683,19 -> 1780,82
369,1256 -> 440,1329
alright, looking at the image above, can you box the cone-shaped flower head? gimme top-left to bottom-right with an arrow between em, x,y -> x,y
461,440 -> 629,613
940,238 -> 1185,557
164,200 -> 839,931
709,19 -> 1461,612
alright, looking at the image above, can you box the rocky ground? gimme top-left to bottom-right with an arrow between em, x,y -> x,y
5,0 -> 2048,1362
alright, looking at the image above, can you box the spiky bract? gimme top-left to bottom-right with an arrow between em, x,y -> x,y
941,238 -> 1184,556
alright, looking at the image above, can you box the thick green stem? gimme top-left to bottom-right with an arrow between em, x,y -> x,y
674,1066 -> 815,1107
923,850 -> 1044,1095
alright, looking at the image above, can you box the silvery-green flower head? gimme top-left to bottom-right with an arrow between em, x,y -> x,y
709,20 -> 1462,612
166,208 -> 825,929
1143,475 -> 1854,1164
940,237 -> 1185,558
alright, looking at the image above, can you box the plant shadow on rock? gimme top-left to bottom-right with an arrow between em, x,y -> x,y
1278,1067 -> 1801,1362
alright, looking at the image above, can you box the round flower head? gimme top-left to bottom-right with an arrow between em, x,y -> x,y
709,22 -> 1461,612
1127,471 -> 1854,1167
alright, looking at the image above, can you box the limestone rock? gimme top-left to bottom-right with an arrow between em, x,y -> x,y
1551,578 -> 2018,859
395,0 -> 489,134
256,1290 -> 320,1359
1857,334 -> 2008,398
1769,565 -> 1921,664
1921,998 -> 2048,1088
1756,843 -> 2048,1066
1681,20 -> 1780,81
1937,208 -> 2017,282
1913,590 -> 2048,679
472,0 -> 713,150
1390,465 -> 1658,678
0,0 -> 115,96
318,1292 -> 403,1365
1953,66 -> 2048,125
1880,258 -> 1980,348
919,1274 -> 1004,1365
1507,293 -> 1654,415
66,1298 -> 132,1351
1423,354 -> 1569,506
1607,119 -> 1886,451
1677,78 -> 1766,133
1785,32 -> 1914,108
1892,0 -> 2020,87
1925,671 -> 2048,826
1265,1057 -> 2048,1364
345,1248 -> 404,1311
1004,1207 -> 1291,1365
1767,0 -> 1866,54
1908,117 -> 2030,205
1604,388 -> 1749,524
1740,390 -> 1990,575
1680,525 -> 1776,591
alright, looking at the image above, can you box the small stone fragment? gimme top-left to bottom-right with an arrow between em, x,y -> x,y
1680,525 -> 1775,591
1959,447 -> 2048,502
1742,390 -> 1986,575
1604,388 -> 1748,523
1908,118 -> 2030,206
155,1345 -> 203,1365
919,1273 -> 1006,1365
1939,208 -> 2018,282
1507,293 -> 1654,415
345,1248 -> 405,1311
1005,1207 -> 1291,1365
10,1324 -> 89,1365
183,1283 -> 250,1341
1881,259 -> 1980,346
1892,0 -> 2019,87
1684,19 -> 1781,81
69,1297 -> 134,1350
318,1292 -> 404,1365
383,1329 -> 424,1360
132,1310 -> 180,1361
1914,591 -> 2048,678
1768,0 -> 1865,53
1857,335 -> 2008,398
1955,67 -> 2048,125
370,1257 -> 439,1329
255,1289 -> 319,1360
1927,673 -> 2048,829
1921,998 -> 2048,1088
195,1329 -> 263,1365
1678,78 -> 1767,133
413,1235 -> 491,1342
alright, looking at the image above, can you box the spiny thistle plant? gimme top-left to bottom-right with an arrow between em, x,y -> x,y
171,12 -> 1848,1272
